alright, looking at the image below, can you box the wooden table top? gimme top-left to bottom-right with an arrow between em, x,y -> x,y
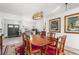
31,35 -> 56,46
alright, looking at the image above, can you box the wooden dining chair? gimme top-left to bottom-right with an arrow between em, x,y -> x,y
15,33 -> 41,55
45,37 -> 59,55
57,35 -> 67,55
15,32 -> 30,55
28,35 -> 41,55
22,33 -> 30,46
28,43 -> 41,55
40,31 -> 46,38
47,32 -> 56,42
47,32 -> 56,48
47,32 -> 55,38
45,35 -> 66,55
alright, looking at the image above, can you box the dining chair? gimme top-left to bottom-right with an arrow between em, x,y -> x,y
15,33 -> 26,55
47,32 -> 55,38
47,32 -> 56,47
45,35 -> 67,55
15,33 -> 42,55
57,35 -> 67,55
39,32 -> 56,55
22,33 -> 30,46
47,32 -> 56,42
40,31 -> 46,38
28,35 -> 41,55
15,32 -> 30,55
45,37 -> 59,55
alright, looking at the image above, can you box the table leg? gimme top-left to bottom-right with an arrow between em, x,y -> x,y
41,45 -> 46,55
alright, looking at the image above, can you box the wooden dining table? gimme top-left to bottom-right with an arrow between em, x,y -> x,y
31,35 -> 49,46
30,35 -> 48,54
30,35 -> 57,54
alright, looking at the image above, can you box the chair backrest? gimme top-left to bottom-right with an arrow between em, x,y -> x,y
22,33 -> 26,45
57,35 -> 67,54
55,38 -> 59,55
22,33 -> 30,45
22,33 -> 39,55
47,32 -> 56,42
40,31 -> 46,38
21,33 -> 30,54
47,32 -> 55,38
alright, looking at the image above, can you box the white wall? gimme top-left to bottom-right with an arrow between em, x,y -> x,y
22,16 -> 33,30
0,17 -> 2,29
0,12 -> 23,37
46,7 -> 79,50
35,18 -> 45,31
0,12 -> 45,37
22,16 -> 45,31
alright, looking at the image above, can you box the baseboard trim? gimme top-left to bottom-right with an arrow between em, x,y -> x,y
65,46 -> 79,55
65,49 -> 79,55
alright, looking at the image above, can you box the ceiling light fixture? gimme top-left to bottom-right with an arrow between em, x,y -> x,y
32,11 -> 43,20
65,3 -> 68,11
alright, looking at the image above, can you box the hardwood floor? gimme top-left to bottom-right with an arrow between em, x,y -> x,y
2,37 -> 79,55
3,37 -> 22,55
3,37 -> 22,45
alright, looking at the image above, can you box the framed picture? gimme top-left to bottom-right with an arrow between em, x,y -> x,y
64,13 -> 79,34
49,18 -> 61,32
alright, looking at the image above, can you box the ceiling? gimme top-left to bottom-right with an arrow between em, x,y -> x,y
0,3 -> 79,17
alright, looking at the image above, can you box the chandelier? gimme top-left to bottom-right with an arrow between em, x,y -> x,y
32,11 -> 43,20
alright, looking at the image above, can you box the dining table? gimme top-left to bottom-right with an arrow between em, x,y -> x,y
30,35 -> 57,54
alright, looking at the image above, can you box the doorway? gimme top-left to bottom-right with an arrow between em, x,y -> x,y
8,24 -> 19,37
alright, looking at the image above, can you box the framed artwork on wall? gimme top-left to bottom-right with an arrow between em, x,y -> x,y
64,13 -> 79,34
49,17 -> 61,32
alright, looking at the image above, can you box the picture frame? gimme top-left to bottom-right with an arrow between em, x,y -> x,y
49,17 -> 61,32
64,13 -> 79,34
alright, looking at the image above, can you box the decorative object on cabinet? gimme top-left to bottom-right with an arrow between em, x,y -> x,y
49,17 -> 61,32
64,13 -> 79,34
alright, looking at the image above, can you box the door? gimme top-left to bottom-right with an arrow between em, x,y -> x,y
8,24 -> 19,37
